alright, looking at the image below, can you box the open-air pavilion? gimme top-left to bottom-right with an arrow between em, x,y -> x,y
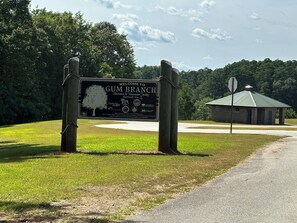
206,85 -> 291,125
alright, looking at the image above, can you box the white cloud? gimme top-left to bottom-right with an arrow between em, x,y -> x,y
114,1 -> 133,9
253,26 -> 262,31
119,21 -> 176,43
190,16 -> 203,22
200,0 -> 216,9
134,46 -> 149,51
172,61 -> 196,71
97,0 -> 133,9
255,39 -> 263,44
155,5 -> 185,17
154,5 -> 204,23
112,13 -> 139,21
249,12 -> 261,20
167,6 -> 183,16
193,28 -> 210,38
192,28 -> 232,41
119,21 -> 142,41
97,0 -> 113,8
131,42 -> 156,51
203,55 -> 213,60
187,9 -> 204,22
140,25 -> 176,43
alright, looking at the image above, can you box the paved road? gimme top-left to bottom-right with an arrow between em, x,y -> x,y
97,121 -> 297,137
125,136 -> 297,223
97,122 -> 297,222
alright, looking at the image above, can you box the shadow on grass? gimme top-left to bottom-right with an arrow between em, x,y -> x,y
0,141 -> 60,163
122,221 -> 144,223
89,219 -> 119,223
0,201 -> 54,213
0,140 -> 211,164
80,150 -> 211,157
0,201 -> 62,222
0,201 -> 116,223
0,124 -> 16,129
0,140 -> 17,145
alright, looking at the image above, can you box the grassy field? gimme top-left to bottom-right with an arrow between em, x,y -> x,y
183,119 -> 297,130
183,118 -> 297,125
287,118 -> 297,125
0,119 -> 282,222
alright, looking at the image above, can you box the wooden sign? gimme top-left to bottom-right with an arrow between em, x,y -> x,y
79,78 -> 159,121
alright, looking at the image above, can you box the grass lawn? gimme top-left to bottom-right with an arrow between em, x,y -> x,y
0,119 -> 282,222
286,118 -> 297,125
183,118 -> 297,125
183,119 -> 297,130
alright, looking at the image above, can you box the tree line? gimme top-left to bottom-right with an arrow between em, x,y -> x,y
134,59 -> 297,120
1,0 -> 296,125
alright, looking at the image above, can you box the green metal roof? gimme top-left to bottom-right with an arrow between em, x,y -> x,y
206,89 -> 291,108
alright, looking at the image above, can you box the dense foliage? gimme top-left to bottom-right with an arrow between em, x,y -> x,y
0,0 -> 135,125
1,1 -> 296,125
134,59 -> 297,120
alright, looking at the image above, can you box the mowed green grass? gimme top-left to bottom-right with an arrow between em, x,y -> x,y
0,119 -> 281,221
287,118 -> 297,125
184,118 -> 297,125
183,119 -> 297,130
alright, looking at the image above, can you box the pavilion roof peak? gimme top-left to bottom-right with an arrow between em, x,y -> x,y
244,85 -> 253,91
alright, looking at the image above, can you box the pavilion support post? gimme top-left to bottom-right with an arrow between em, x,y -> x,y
279,108 -> 285,125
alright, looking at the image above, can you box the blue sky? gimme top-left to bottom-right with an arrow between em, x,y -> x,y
30,0 -> 297,71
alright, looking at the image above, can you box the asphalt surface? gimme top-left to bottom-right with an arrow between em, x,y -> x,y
97,122 -> 297,223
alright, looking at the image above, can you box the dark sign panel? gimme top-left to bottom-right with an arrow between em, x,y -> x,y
79,78 -> 159,121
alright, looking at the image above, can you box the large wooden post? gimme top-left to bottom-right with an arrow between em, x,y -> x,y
170,68 -> 179,152
61,57 -> 79,153
61,64 -> 69,151
158,60 -> 173,153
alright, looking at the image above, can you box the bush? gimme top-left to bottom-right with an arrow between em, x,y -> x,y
192,97 -> 212,120
285,108 -> 297,118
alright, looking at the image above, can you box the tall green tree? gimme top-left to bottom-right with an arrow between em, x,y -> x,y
133,65 -> 160,79
178,83 -> 195,120
90,22 -> 136,78
0,0 -> 49,124
32,12 -> 136,119
224,59 -> 257,89
0,4 -> 137,125
32,10 -> 93,118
